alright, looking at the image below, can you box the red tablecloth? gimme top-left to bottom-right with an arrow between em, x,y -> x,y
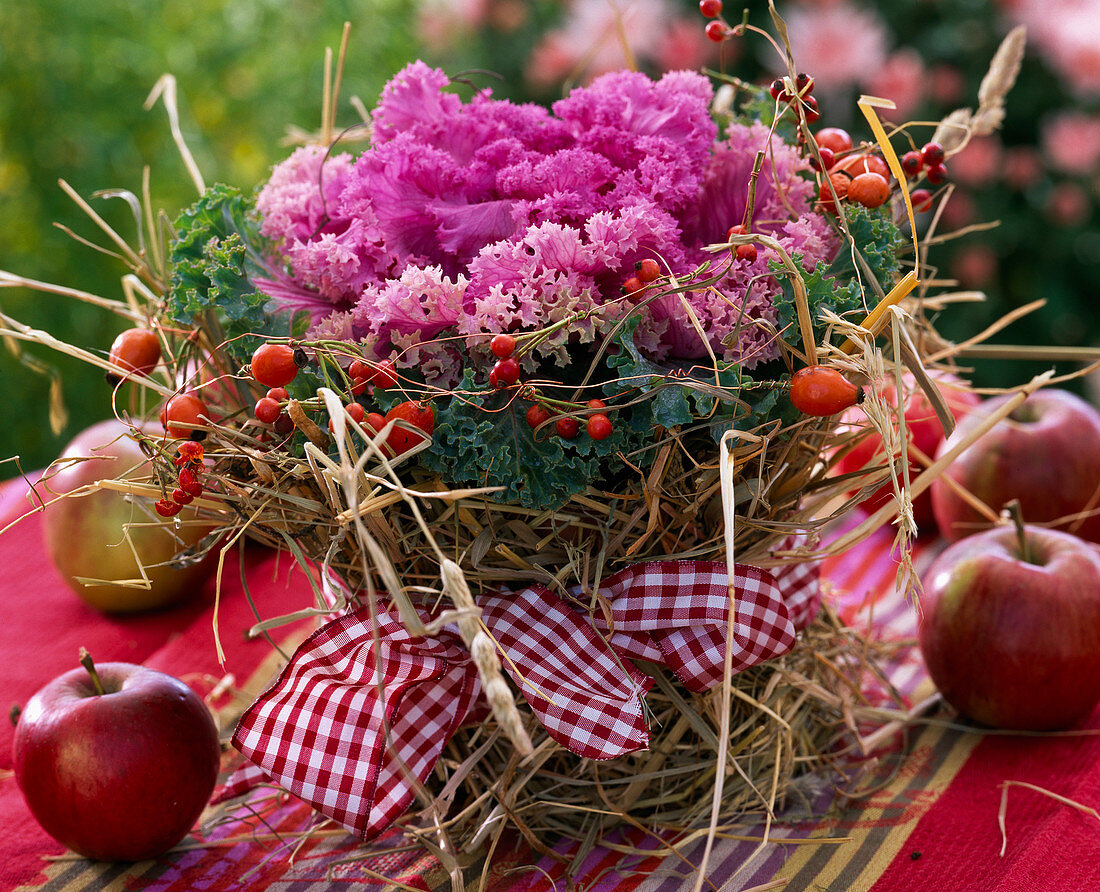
4,474 -> 1100,891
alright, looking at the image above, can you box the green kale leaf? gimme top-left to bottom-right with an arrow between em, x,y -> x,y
166,184 -> 293,365
772,204 -> 904,344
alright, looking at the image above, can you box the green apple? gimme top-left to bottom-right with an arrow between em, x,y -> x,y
42,419 -> 217,613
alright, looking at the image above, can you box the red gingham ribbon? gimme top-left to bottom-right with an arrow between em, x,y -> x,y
231,556 -> 819,838
231,607 -> 481,838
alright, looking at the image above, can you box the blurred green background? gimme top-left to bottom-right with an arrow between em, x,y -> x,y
0,0 -> 419,473
3,0 -> 1097,474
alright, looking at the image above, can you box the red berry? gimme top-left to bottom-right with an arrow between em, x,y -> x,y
254,396 -> 282,425
250,343 -> 299,388
171,487 -> 193,506
699,0 -> 722,17
814,127 -> 853,155
847,171 -> 891,209
789,366 -> 860,416
587,398 -> 607,410
327,402 -> 366,432
704,20 -> 728,42
910,188 -> 934,213
736,243 -> 758,262
526,404 -> 552,429
178,470 -> 204,498
818,171 -> 851,215
586,413 -> 613,440
370,359 -> 399,389
176,441 -> 204,463
921,142 -> 945,167
351,358 -> 398,389
266,387 -> 289,402
489,356 -> 521,389
832,152 -> 890,181
769,78 -> 789,102
795,72 -> 814,96
108,328 -> 161,378
555,416 -> 580,439
800,95 -> 820,123
385,401 -> 435,456
160,393 -> 209,440
154,498 -> 183,518
272,413 -> 294,436
901,151 -> 923,178
809,146 -> 835,171
365,411 -> 387,434
621,275 -> 646,298
490,333 -> 516,359
925,162 -> 948,185
635,258 -> 662,284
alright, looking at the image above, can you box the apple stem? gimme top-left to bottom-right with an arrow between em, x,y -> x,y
79,647 -> 106,696
1004,499 -> 1031,564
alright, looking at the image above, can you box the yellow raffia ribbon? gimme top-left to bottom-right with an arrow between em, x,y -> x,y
838,96 -> 922,354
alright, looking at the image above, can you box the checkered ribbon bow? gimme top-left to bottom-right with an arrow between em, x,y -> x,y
230,556 -> 819,838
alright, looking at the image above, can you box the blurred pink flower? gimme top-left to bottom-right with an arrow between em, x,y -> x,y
1042,112 -> 1100,176
927,64 -> 966,106
527,36 -> 576,88
784,2 -> 888,90
526,0 -> 699,88
953,244 -> 999,288
654,18 -> 715,73
1045,182 -> 1092,226
1001,147 -> 1044,190
939,189 -> 977,230
949,136 -> 1002,187
417,0 -> 491,52
1004,0 -> 1100,96
867,49 -> 925,120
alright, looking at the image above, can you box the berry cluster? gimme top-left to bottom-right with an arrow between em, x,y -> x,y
348,357 -> 398,394
488,333 -> 521,389
699,0 -> 729,43
245,342 -> 433,458
809,129 -> 948,217
726,223 -> 758,262
620,257 -> 663,303
526,397 -> 614,441
155,441 -> 206,517
486,329 -> 617,442
769,72 -> 819,124
324,394 -> 434,459
253,387 -> 294,436
807,127 -> 894,214
899,141 -> 947,213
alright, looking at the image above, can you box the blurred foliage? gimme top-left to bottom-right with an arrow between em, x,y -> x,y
0,0 -> 418,474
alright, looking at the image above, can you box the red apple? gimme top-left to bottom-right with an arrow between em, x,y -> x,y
930,388 -> 1100,543
42,419 -> 217,613
12,651 -> 221,861
833,371 -> 981,529
918,523 -> 1100,730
